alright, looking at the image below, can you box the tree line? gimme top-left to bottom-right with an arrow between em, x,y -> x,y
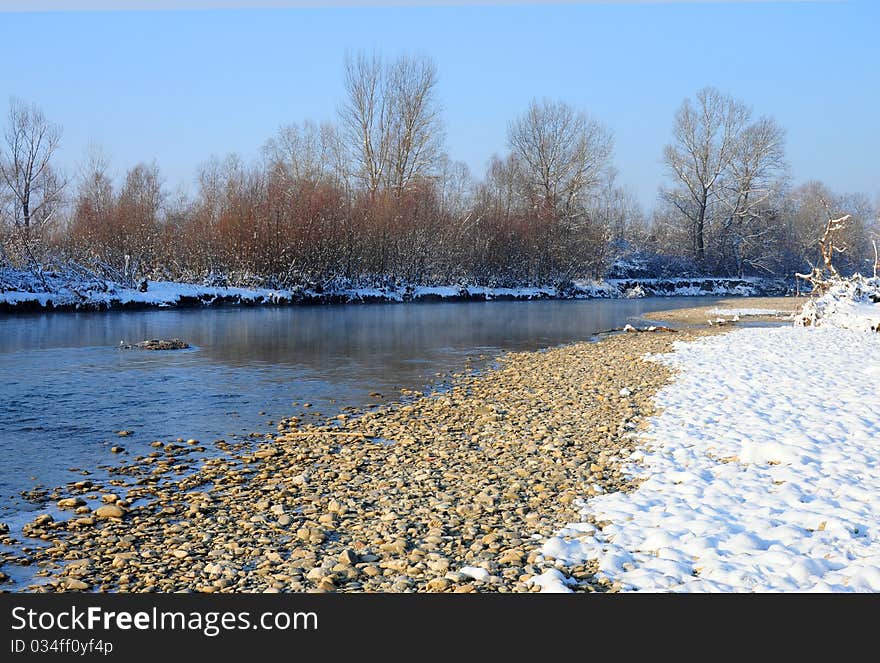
1,53 -> 877,290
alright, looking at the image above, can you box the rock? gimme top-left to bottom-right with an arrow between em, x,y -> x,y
379,539 -> 407,554
498,550 -> 524,565
306,567 -> 327,581
111,554 -> 132,568
63,578 -> 90,591
94,505 -> 125,519
126,339 -> 189,351
426,558 -> 450,573
57,497 -> 86,509
338,549 -> 359,566
426,577 -> 450,592
111,446 -> 125,453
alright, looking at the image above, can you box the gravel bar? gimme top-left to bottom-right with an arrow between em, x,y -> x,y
3,328 -> 719,593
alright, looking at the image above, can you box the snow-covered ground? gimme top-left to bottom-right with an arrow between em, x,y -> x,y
534,322 -> 880,592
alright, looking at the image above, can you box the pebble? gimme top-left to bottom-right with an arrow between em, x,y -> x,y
12,329 -> 716,594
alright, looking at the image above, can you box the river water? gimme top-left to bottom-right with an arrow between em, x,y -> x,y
0,297 -> 717,518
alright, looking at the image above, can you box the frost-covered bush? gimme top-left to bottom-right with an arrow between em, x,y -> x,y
797,274 -> 880,333
623,284 -> 647,299
606,251 -> 701,279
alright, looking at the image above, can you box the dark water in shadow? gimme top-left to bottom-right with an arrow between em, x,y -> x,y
0,297 -> 717,516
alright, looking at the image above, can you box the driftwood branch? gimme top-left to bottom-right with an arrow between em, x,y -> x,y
873,240 -> 879,279
795,211 -> 851,295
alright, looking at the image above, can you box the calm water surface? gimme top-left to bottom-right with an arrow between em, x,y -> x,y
0,297 -> 718,517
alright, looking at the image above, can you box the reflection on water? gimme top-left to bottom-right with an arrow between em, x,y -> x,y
0,297 -> 716,515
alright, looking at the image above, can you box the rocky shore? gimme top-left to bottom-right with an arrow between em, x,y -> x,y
2,327 -> 721,593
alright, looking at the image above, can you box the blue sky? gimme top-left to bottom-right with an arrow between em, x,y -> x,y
0,1 -> 877,209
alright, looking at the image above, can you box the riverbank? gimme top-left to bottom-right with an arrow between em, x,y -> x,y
0,266 -> 789,312
8,295 -> 875,593
533,320 -> 880,591
2,326 -> 718,593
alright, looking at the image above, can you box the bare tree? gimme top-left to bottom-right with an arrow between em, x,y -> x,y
724,117 -> 786,218
436,154 -> 472,216
115,161 -> 164,282
385,55 -> 442,191
340,53 -> 385,192
507,98 -> 612,221
716,117 -> 787,275
662,87 -> 750,266
263,120 -> 339,187
479,153 -> 525,219
0,98 -> 65,251
340,52 -> 442,194
70,147 -> 115,252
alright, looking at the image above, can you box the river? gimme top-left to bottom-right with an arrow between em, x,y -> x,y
0,297 -> 718,518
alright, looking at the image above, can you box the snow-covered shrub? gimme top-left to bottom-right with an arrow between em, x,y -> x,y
797,274 -> 880,333
606,251 -> 701,279
623,284 -> 646,299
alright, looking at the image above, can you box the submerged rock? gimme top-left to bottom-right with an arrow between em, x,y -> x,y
121,339 -> 189,351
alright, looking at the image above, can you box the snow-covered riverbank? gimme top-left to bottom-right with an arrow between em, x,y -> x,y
0,267 -> 789,312
534,310 -> 880,592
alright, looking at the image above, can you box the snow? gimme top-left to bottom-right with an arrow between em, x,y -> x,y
459,566 -> 491,582
797,275 -> 880,333
536,325 -> 880,592
412,286 -> 462,299
527,568 -> 578,592
0,265 -> 791,311
709,308 -> 786,317
603,277 -> 785,298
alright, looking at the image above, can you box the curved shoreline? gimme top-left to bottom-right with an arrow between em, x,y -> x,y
1,324 -> 728,593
